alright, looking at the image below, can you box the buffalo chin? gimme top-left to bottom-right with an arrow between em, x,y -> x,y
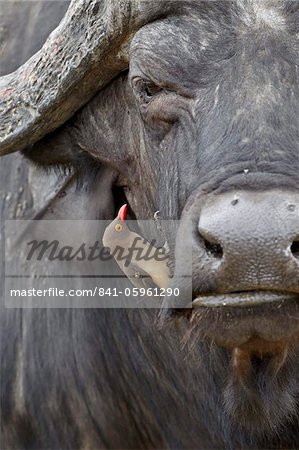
223,341 -> 299,436
179,300 -> 299,436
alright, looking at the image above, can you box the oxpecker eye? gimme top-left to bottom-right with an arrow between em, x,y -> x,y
115,224 -> 123,232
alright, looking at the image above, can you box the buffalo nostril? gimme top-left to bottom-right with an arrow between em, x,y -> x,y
202,237 -> 223,259
291,241 -> 299,259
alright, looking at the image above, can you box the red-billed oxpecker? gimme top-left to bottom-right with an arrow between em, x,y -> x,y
102,205 -> 170,289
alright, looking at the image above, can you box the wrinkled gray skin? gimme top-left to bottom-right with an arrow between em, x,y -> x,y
1,1 -> 299,449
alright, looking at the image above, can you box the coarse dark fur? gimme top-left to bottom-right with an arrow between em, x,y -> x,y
1,1 -> 299,449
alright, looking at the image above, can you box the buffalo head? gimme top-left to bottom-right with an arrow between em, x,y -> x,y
1,0 -> 299,437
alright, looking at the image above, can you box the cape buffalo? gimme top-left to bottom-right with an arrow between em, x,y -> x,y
1,1 -> 299,449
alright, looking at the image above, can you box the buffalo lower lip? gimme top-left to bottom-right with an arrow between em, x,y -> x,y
192,291 -> 299,308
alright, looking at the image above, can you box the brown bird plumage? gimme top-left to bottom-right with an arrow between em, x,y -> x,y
102,205 -> 170,289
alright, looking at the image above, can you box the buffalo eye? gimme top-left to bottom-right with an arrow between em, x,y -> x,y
143,83 -> 163,101
133,78 -> 163,104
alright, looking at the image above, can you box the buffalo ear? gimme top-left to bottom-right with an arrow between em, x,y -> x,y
22,124 -> 82,169
22,121 -> 119,220
26,159 -> 117,220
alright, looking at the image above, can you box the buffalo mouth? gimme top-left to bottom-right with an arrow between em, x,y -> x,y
186,291 -> 299,381
192,290 -> 299,308
160,290 -> 299,350
185,290 -> 299,348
